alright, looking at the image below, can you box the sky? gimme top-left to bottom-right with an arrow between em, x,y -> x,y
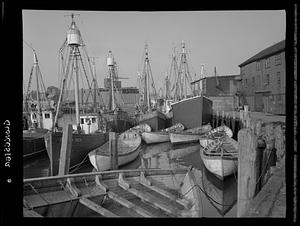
23,10 -> 286,93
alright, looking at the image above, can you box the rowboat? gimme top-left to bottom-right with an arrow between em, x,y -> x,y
23,167 -> 203,217
199,125 -> 233,149
88,130 -> 142,171
169,124 -> 212,145
141,123 -> 184,144
129,123 -> 152,134
200,136 -> 238,180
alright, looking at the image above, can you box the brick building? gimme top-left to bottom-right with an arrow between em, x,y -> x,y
238,40 -> 285,115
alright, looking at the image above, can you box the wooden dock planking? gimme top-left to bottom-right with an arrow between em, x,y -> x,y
138,173 -> 191,209
118,173 -> 182,217
23,208 -> 43,217
95,173 -> 154,217
108,191 -> 154,217
79,197 -> 119,217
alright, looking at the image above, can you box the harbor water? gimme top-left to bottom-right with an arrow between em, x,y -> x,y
23,140 -> 237,218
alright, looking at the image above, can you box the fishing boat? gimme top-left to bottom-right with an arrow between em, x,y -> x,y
23,48 -> 55,159
200,136 -> 238,180
23,167 -> 203,217
100,51 -> 134,133
141,123 -> 184,144
169,124 -> 212,145
199,125 -> 233,148
44,14 -> 108,176
88,130 -> 142,171
136,43 -> 166,131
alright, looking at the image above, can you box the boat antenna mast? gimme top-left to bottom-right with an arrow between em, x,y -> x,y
168,46 -> 179,101
142,42 -> 157,112
107,50 -> 117,111
177,40 -> 193,100
53,13 -> 93,132
24,41 -> 51,129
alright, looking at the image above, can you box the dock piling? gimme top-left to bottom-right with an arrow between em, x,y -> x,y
237,124 -> 260,217
109,132 -> 118,170
58,124 -> 73,176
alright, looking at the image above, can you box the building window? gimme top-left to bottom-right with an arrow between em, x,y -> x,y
277,72 -> 281,89
275,54 -> 282,65
265,58 -> 271,69
44,113 -> 50,119
264,74 -> 270,88
92,117 -> 96,123
81,118 -> 84,124
256,61 -> 261,71
252,77 -> 255,87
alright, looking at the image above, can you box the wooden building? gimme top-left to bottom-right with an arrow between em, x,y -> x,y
191,75 -> 239,112
238,40 -> 285,115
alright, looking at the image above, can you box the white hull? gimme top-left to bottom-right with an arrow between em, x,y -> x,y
89,147 -> 141,171
141,131 -> 170,144
88,130 -> 141,171
201,154 -> 237,180
170,133 -> 201,144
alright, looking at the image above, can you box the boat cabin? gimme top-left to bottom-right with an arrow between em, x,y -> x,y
79,114 -> 99,134
29,110 -> 54,130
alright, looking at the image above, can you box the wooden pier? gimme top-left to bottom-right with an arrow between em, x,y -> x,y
211,106 -> 286,217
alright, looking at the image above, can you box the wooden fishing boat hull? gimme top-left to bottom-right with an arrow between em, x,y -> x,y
200,137 -> 238,180
171,95 -> 212,129
44,131 -> 109,176
141,131 -> 170,144
169,124 -> 212,145
170,133 -> 202,145
23,167 -> 203,217
88,131 -> 142,171
200,151 -> 238,180
23,129 -> 48,159
137,110 -> 166,131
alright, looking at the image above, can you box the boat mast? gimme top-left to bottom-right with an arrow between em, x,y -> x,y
178,40 -> 192,100
33,51 -> 42,128
107,50 -> 115,111
143,43 -> 152,111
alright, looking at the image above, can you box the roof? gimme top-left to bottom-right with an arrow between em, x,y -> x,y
239,40 -> 285,67
191,74 -> 239,84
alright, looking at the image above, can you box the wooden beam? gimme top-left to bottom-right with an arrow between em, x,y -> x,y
118,174 -> 181,216
23,208 -> 43,217
58,124 -> 73,176
139,173 -> 191,209
66,178 -> 81,197
107,191 -> 154,217
79,197 -> 119,217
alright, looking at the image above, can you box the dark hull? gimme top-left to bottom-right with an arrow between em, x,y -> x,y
172,95 -> 213,129
137,110 -> 166,131
102,111 -> 133,133
23,137 -> 46,159
23,129 -> 48,159
44,132 -> 108,176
